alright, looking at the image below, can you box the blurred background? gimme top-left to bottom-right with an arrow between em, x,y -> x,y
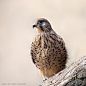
0,0 -> 86,86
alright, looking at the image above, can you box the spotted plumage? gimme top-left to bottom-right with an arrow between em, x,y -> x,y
30,18 -> 68,79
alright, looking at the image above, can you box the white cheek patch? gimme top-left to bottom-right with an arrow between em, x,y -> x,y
42,22 -> 46,26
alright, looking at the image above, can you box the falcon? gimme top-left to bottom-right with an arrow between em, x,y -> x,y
30,18 -> 68,80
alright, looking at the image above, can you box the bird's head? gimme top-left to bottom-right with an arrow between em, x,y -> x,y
32,18 -> 52,33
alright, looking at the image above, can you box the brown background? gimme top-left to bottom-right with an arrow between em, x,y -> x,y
0,0 -> 86,86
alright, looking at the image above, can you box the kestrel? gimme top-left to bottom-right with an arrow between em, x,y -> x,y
30,18 -> 68,80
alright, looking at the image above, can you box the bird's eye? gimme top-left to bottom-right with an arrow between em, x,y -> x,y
38,20 -> 43,24
40,21 -> 43,23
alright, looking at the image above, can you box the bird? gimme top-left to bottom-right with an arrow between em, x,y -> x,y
30,18 -> 68,80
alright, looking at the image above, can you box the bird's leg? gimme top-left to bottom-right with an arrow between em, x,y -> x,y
43,76 -> 47,82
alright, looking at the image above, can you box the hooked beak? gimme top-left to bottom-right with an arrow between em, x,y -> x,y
33,23 -> 37,29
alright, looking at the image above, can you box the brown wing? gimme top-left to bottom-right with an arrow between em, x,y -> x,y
48,32 -> 68,70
